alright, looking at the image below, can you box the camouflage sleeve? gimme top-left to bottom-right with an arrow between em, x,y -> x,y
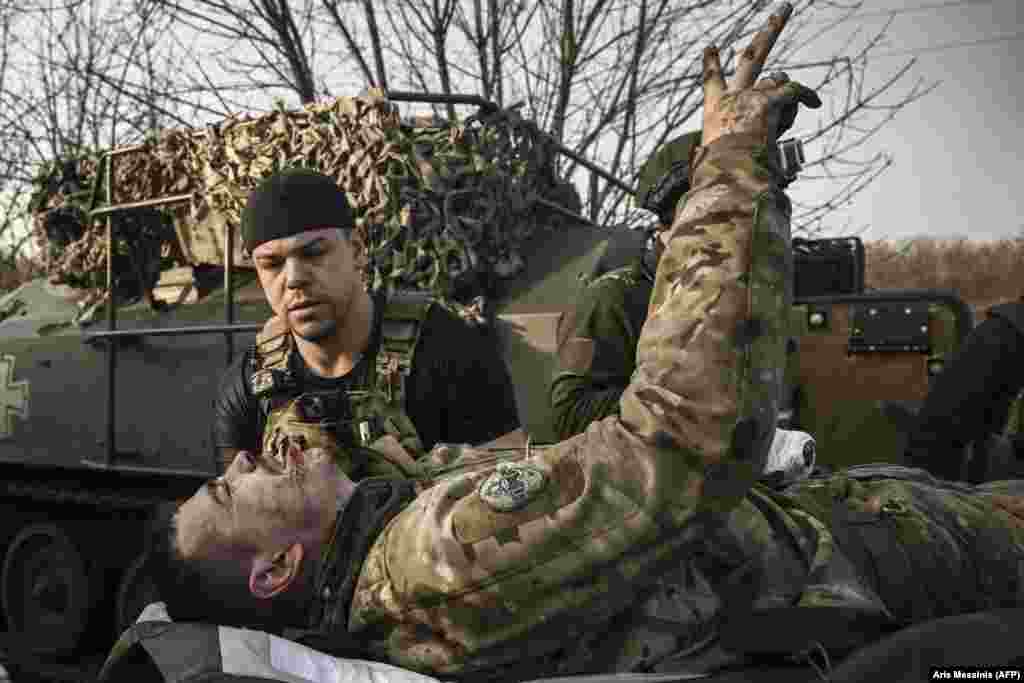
351,134 -> 792,676
548,275 -> 642,439
620,133 -> 793,512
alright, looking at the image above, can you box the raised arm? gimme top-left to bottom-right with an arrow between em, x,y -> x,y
353,5 -> 822,674
618,2 -> 821,512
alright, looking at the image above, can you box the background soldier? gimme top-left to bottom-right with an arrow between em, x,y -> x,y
903,297 -> 1024,481
550,130 -> 815,484
549,131 -> 700,440
213,169 -> 522,479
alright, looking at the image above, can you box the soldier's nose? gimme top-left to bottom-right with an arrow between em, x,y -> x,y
284,258 -> 312,288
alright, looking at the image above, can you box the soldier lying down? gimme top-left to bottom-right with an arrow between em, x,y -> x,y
132,5 -> 1024,680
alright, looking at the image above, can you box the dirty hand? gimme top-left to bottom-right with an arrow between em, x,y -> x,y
700,2 -> 822,147
990,494 -> 1024,529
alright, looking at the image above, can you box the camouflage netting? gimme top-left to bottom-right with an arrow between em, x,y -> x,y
30,90 -> 583,318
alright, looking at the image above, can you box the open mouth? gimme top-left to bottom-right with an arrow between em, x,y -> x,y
253,447 -> 287,474
267,439 -> 306,474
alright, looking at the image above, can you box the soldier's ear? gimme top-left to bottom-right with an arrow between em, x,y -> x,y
249,543 -> 304,599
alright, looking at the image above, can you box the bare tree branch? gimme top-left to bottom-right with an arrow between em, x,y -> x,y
2,0 -> 938,249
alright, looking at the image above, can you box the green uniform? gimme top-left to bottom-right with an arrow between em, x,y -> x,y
549,128 -> 698,441
550,256 -> 655,439
291,135 -> 1021,678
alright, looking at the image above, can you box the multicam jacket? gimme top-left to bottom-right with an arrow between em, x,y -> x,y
304,135 -> 1024,681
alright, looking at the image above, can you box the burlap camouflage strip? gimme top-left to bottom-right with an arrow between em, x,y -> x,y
29,90 -> 582,315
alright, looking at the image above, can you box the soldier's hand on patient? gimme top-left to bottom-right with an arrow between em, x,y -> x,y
990,494 -> 1024,528
368,434 -> 421,472
700,2 -> 822,147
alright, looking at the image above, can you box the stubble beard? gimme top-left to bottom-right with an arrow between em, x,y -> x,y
290,286 -> 353,344
292,317 -> 338,343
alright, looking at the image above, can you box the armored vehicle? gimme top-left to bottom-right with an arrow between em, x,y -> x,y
0,91 -> 975,680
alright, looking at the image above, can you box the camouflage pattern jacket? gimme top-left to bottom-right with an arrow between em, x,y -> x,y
306,135 -> 1024,680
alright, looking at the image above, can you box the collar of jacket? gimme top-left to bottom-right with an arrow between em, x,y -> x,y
306,477 -> 417,636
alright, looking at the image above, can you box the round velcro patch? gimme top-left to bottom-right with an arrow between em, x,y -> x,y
478,461 -> 548,512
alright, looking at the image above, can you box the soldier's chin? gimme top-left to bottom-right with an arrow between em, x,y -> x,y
291,318 -> 337,343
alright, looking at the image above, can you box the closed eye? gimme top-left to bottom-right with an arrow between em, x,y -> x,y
256,257 -> 282,270
206,478 -> 231,506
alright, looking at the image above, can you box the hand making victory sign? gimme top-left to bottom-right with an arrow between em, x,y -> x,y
700,2 -> 822,148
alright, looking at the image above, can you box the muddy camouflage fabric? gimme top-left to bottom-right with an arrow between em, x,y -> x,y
303,134 -> 1024,681
323,133 -> 790,675
549,258 -> 654,439
29,92 -> 576,317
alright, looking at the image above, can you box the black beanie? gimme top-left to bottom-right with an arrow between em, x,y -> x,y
241,168 -> 355,251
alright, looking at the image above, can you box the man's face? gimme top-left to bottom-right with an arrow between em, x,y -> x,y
252,228 -> 362,343
175,447 -> 347,565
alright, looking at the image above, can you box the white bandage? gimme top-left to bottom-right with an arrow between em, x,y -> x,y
764,428 -> 816,484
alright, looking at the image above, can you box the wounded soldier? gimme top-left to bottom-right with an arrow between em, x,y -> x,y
101,4 -> 1024,681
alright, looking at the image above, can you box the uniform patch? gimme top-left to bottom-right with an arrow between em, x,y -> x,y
251,369 -> 275,395
558,337 -> 596,374
479,461 -> 548,512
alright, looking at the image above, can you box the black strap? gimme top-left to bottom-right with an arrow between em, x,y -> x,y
641,159 -> 691,223
826,502 -> 932,625
988,300 -> 1024,339
307,478 -> 417,638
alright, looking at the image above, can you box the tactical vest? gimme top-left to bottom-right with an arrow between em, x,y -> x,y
250,292 -> 433,480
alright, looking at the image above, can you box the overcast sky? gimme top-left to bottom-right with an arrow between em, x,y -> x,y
787,0 -> 1023,242
6,0 -> 1019,249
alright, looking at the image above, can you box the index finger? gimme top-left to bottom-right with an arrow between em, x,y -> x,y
703,45 -> 727,110
733,2 -> 794,90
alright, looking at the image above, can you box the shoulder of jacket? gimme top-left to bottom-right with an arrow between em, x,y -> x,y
588,263 -> 646,290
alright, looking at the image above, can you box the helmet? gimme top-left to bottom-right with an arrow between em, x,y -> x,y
636,130 -> 701,225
